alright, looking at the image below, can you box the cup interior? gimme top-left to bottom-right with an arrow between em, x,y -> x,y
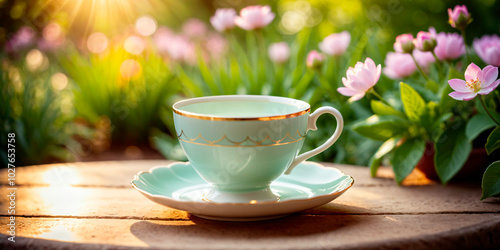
173,95 -> 310,119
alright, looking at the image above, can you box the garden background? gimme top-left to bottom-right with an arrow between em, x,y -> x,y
1,0 -> 499,187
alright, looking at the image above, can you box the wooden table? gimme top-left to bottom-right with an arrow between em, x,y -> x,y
1,160 -> 499,249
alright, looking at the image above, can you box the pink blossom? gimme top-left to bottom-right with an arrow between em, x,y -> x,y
383,52 -> 417,79
5,26 -> 35,52
448,63 -> 500,101
448,5 -> 471,29
473,34 -> 500,67
394,33 -> 414,53
182,19 -> 207,39
205,33 -> 228,60
210,8 -> 237,32
268,42 -> 290,64
306,50 -> 325,69
318,31 -> 350,56
338,57 -> 381,101
234,5 -> 275,30
413,50 -> 435,70
166,35 -> 196,65
413,31 -> 436,52
153,26 -> 174,55
434,32 -> 465,61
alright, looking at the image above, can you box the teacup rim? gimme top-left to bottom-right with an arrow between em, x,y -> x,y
172,95 -> 311,121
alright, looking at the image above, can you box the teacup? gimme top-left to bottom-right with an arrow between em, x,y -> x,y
173,95 -> 343,203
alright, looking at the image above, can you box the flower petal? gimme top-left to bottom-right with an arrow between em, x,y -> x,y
375,64 -> 382,83
449,91 -> 477,101
481,65 -> 499,88
465,63 -> 482,82
234,17 -> 251,30
338,87 -> 361,97
479,79 -> 500,95
348,92 -> 366,102
448,79 -> 470,92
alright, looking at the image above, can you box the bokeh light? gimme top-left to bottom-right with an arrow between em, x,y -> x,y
43,23 -> 64,43
87,32 -> 108,53
51,73 -> 69,91
124,36 -> 145,55
120,59 -> 142,79
135,15 -> 157,36
26,49 -> 48,71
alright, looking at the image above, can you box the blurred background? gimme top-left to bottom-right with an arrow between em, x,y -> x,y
1,0 -> 499,167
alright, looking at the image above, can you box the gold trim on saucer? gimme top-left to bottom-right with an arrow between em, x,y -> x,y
177,129 -> 307,147
173,108 -> 310,121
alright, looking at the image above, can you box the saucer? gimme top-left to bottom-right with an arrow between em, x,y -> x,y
131,161 -> 354,221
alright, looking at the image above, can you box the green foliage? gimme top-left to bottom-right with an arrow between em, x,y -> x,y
61,48 -> 177,145
481,161 -> 500,200
486,126 -> 500,155
369,138 -> 399,177
400,82 -> 426,123
1,59 -> 91,166
352,115 -> 410,141
391,139 -> 426,184
434,123 -> 472,184
466,114 -> 496,141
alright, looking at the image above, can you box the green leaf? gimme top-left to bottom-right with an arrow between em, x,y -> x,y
369,138 -> 399,177
400,82 -> 426,122
466,114 -> 496,141
435,123 -> 472,184
481,161 -> 500,200
352,115 -> 410,141
391,139 -> 426,184
370,100 -> 405,117
426,80 -> 439,93
486,126 -> 500,155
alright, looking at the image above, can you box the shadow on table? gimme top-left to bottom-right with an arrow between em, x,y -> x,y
130,204 -> 369,246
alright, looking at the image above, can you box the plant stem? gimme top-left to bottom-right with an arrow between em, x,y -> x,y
411,53 -> 430,81
317,70 -> 337,100
479,95 -> 500,126
369,88 -> 391,106
461,29 -> 470,65
431,51 -> 442,71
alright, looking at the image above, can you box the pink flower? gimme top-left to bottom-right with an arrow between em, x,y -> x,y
268,42 -> 290,64
210,8 -> 237,32
448,5 -> 471,29
338,57 -> 381,101
383,52 -> 417,79
434,32 -> 465,61
394,33 -> 415,53
234,5 -> 275,30
473,34 -> 500,66
5,26 -> 35,52
205,33 -> 228,60
166,35 -> 196,64
318,31 -> 350,56
413,50 -> 435,69
153,26 -> 174,55
448,63 -> 500,101
306,50 -> 325,69
182,19 -> 207,39
413,31 -> 436,52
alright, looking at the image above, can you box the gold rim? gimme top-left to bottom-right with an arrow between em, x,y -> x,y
173,108 -> 310,121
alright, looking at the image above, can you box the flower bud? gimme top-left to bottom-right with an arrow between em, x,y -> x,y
306,50 -> 324,70
413,31 -> 437,52
394,34 -> 415,54
448,5 -> 472,30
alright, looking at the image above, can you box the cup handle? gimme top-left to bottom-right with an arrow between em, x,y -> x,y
284,107 -> 343,175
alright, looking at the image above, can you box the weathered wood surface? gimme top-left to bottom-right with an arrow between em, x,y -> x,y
1,160 -> 499,249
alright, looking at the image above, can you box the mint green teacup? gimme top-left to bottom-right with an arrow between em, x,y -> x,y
173,95 -> 343,203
